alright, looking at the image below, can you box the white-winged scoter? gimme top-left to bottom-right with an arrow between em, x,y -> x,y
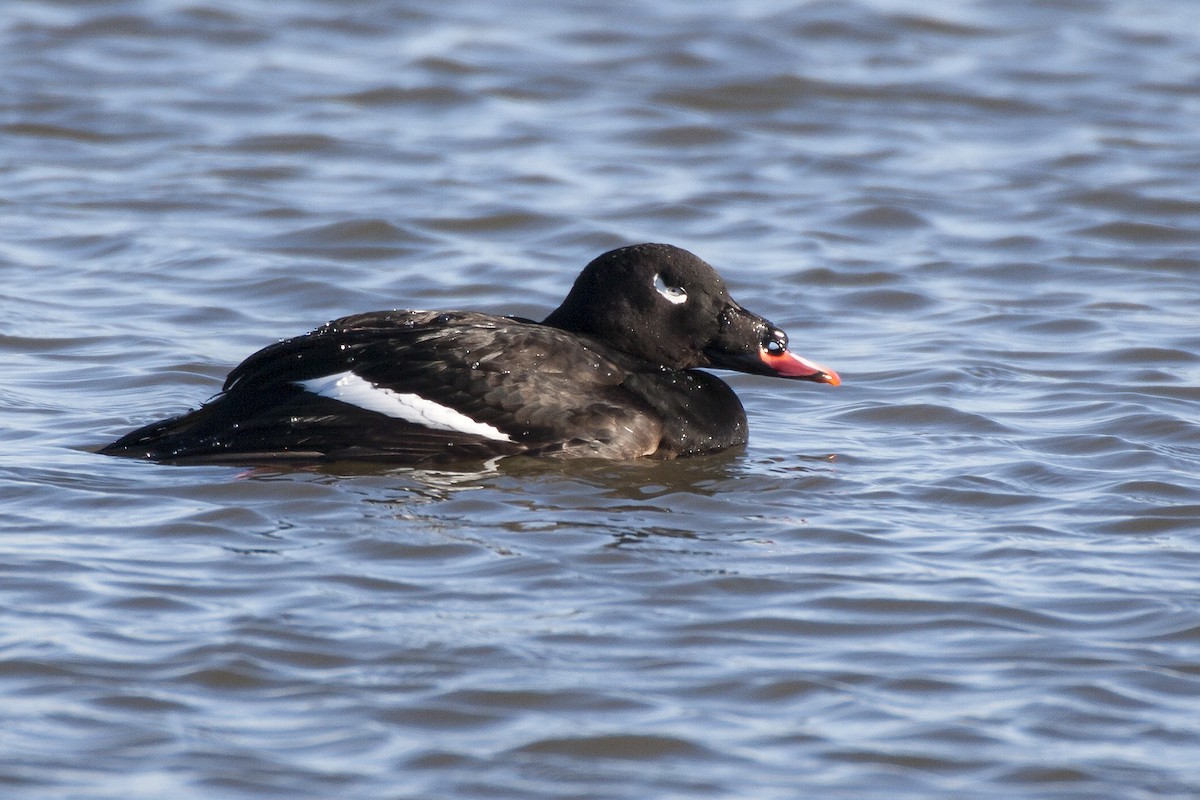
100,243 -> 839,464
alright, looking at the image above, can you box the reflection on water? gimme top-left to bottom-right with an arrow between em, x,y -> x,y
3,1 -> 1200,798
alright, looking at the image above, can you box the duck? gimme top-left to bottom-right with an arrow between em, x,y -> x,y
100,243 -> 839,464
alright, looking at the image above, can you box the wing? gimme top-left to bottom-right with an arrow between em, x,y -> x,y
108,310 -> 664,463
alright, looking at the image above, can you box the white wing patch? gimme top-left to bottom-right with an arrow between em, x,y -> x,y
297,371 -> 512,442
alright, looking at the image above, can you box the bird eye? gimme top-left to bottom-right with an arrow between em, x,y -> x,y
653,274 -> 687,305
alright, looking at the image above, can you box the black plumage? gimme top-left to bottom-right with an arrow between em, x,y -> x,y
100,244 -> 838,465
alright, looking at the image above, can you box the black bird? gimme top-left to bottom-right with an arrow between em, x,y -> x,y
100,243 -> 839,464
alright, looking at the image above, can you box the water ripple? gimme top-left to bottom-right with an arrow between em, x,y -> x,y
4,1 -> 1200,798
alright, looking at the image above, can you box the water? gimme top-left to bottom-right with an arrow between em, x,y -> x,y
3,0 -> 1200,797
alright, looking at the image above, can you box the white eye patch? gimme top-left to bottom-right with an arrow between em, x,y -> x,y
653,273 -> 688,304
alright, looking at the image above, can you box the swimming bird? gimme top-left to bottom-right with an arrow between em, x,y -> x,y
100,243 -> 838,464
